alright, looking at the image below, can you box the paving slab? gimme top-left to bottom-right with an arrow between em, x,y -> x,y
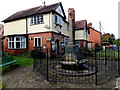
2,65 -> 119,89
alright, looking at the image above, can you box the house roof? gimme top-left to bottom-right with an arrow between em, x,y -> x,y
3,2 -> 66,23
102,33 -> 111,37
75,20 -> 87,30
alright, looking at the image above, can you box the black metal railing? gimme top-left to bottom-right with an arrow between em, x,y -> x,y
33,46 -> 120,85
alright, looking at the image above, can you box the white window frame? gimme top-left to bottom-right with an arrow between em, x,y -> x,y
54,15 -> 58,23
34,37 -> 42,47
8,36 -> 26,49
30,15 -> 43,25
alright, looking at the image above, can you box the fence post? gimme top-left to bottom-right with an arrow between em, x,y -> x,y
118,46 -> 120,75
105,46 -> 107,66
46,48 -> 49,81
33,58 -> 36,71
95,47 -> 98,85
39,49 -> 41,65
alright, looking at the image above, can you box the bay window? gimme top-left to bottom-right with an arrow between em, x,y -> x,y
8,36 -> 26,49
54,14 -> 62,26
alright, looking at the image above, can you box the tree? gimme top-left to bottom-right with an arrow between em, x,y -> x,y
113,39 -> 120,46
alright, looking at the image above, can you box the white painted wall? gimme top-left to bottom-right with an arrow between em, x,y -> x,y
4,13 -> 70,37
4,19 -> 26,36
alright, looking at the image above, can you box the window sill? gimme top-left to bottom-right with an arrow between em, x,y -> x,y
54,22 -> 62,28
30,22 -> 44,26
54,22 -> 62,27
34,46 -> 42,49
8,48 -> 26,50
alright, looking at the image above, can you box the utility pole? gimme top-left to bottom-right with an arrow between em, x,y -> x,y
99,21 -> 101,33
99,21 -> 102,46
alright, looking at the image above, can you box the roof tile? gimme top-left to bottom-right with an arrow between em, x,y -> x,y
3,2 -> 60,22
75,20 -> 87,30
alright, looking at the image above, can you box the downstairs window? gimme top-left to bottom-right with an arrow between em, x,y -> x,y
8,36 -> 26,49
34,37 -> 42,47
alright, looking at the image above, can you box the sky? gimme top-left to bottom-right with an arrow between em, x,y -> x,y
0,0 -> 119,38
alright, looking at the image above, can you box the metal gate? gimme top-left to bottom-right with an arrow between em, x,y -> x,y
33,46 -> 120,85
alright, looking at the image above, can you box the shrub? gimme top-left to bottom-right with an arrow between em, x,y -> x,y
2,52 -> 12,57
95,47 -> 103,52
30,49 -> 46,59
17,50 -> 32,58
113,39 -> 120,46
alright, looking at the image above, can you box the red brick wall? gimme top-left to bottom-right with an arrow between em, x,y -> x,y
3,32 -> 69,55
3,37 -> 8,52
28,32 -> 67,52
7,49 -> 26,55
88,29 -> 101,48
28,32 -> 52,52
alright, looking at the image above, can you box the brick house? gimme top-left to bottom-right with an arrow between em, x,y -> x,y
3,2 -> 101,55
75,20 -> 90,48
3,2 -> 71,55
101,33 -> 114,46
88,23 -> 101,48
74,21 -> 101,48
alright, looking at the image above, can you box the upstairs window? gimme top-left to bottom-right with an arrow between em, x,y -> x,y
54,14 -> 62,26
55,15 -> 58,23
30,15 -> 43,25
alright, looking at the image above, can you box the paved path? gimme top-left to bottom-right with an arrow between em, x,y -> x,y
2,65 -> 119,89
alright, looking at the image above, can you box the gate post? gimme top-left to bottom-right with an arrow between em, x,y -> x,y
46,48 -> 49,81
95,47 -> 98,85
118,46 -> 120,75
105,46 -> 107,66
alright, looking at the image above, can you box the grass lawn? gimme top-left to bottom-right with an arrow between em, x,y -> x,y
13,56 -> 33,66
97,49 -> 120,59
2,55 -> 52,73
2,56 -> 33,73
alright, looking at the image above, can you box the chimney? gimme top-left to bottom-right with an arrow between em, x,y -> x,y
68,8 -> 75,21
88,23 -> 92,28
